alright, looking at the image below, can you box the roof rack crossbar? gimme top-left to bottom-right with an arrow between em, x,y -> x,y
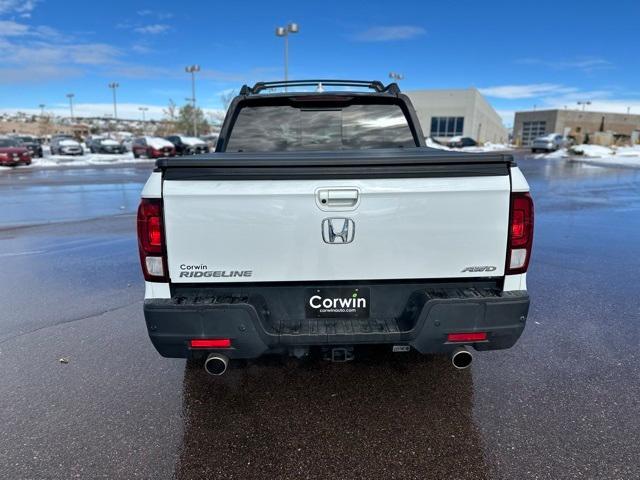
239,80 -> 401,95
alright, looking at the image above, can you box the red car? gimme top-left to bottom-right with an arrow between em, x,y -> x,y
132,136 -> 176,159
0,137 -> 32,166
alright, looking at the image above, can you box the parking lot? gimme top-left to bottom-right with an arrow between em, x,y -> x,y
1,153 -> 639,479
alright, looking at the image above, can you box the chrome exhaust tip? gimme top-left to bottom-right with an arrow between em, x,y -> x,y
451,347 -> 473,370
204,353 -> 229,376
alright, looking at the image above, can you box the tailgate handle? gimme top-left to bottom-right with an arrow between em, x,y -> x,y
317,188 -> 359,208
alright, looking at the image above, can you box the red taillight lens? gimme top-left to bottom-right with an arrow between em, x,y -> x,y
190,339 -> 232,349
447,332 -> 487,343
507,192 -> 534,274
148,216 -> 162,246
137,198 -> 167,282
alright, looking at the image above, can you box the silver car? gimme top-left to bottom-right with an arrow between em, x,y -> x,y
50,136 -> 84,156
531,133 -> 567,153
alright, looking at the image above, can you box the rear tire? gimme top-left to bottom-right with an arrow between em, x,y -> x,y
133,151 -> 140,158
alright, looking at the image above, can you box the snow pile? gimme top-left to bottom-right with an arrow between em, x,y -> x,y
0,152 -> 156,172
145,136 -> 173,149
426,138 -> 451,150
536,144 -> 640,168
570,145 -> 614,157
181,136 -> 205,146
615,145 -> 640,157
101,139 -> 120,146
425,138 -> 513,152
458,142 -> 513,152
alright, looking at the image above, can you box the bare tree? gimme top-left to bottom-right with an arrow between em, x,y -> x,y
210,90 -> 236,128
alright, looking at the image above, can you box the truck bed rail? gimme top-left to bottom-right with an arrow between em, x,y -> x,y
156,148 -> 514,180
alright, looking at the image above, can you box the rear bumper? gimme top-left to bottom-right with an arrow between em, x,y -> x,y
144,282 -> 530,359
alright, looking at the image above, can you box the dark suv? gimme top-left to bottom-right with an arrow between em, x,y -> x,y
15,135 -> 43,158
87,137 -> 126,154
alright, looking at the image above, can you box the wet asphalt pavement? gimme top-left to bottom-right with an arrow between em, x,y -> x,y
0,155 -> 639,479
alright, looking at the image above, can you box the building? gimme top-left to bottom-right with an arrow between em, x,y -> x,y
513,109 -> 640,146
406,88 -> 508,144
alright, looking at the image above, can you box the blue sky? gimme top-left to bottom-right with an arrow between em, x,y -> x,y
1,0 -> 639,126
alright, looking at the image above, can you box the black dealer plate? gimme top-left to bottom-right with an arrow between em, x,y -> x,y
305,287 -> 370,319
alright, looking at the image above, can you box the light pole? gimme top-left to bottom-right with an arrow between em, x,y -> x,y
389,72 -> 404,81
185,65 -> 200,136
577,101 -> 591,111
39,104 -> 45,117
275,23 -> 299,87
139,107 -> 148,134
108,82 -> 119,120
66,93 -> 75,122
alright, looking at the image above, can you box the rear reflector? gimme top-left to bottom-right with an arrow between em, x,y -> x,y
447,332 -> 487,343
190,339 -> 232,349
506,192 -> 534,275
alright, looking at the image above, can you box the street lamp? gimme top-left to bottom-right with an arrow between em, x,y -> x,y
138,107 -> 148,122
275,23 -> 299,86
577,101 -> 591,111
389,72 -> 404,81
38,104 -> 45,117
66,93 -> 75,122
108,82 -> 119,120
185,64 -> 201,136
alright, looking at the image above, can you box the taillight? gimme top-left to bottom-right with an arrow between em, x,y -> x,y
506,192 -> 534,274
137,198 -> 168,282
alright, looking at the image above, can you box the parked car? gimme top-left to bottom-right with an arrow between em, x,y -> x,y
50,135 -> 83,156
447,136 -> 477,148
138,79 -> 533,375
200,134 -> 219,151
87,137 -> 126,154
0,137 -> 32,166
121,138 -> 134,152
132,136 -> 176,158
165,135 -> 210,155
14,135 -> 43,157
531,134 -> 567,153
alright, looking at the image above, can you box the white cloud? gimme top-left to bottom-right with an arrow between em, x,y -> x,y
0,0 -> 39,17
517,57 -> 613,72
479,83 -> 577,99
353,25 -> 426,42
0,20 -> 29,36
137,9 -> 173,19
0,65 -> 81,83
134,24 -> 170,35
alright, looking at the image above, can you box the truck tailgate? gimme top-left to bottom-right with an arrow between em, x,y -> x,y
159,151 -> 512,283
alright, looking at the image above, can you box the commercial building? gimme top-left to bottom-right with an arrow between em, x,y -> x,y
513,109 -> 640,146
406,88 -> 508,144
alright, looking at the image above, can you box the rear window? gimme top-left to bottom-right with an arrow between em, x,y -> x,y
225,103 -> 416,152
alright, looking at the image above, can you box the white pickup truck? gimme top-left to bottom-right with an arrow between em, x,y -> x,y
137,80 -> 533,375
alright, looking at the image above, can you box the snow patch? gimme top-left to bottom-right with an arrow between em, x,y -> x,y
425,138 -> 513,152
570,145 -> 614,157
145,136 -> 173,149
180,136 -> 206,146
535,144 -> 640,168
